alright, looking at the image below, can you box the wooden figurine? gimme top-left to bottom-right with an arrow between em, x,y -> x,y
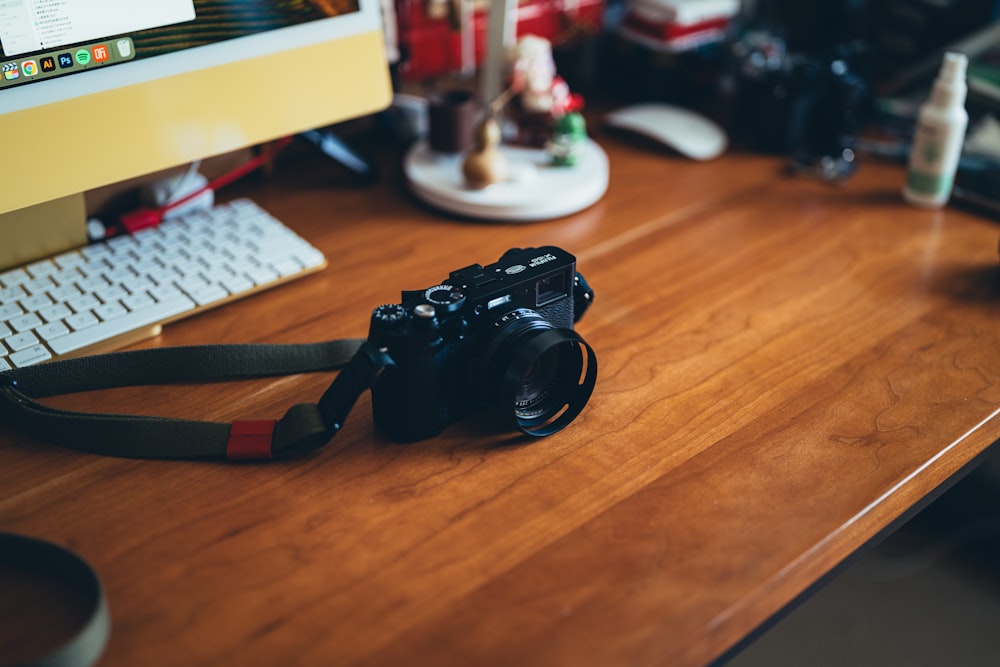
462,116 -> 507,189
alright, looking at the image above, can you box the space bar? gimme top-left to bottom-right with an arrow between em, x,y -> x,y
49,296 -> 198,355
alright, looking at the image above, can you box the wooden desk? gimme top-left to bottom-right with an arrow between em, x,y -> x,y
2,134 -> 1000,667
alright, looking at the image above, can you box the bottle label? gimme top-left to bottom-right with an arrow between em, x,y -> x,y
906,169 -> 954,195
910,124 -> 944,172
906,118 -> 962,198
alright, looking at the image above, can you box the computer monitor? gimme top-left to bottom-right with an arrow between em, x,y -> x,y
0,0 -> 392,270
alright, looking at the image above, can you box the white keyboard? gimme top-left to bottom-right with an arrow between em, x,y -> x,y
0,198 -> 326,370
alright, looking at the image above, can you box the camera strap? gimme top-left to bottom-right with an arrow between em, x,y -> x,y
0,338 -> 395,461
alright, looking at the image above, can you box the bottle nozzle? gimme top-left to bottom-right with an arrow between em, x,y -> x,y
939,52 -> 968,86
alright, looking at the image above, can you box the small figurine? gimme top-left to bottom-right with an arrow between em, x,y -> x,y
548,111 -> 587,166
508,35 -> 562,116
505,35 -> 583,147
462,116 -> 508,189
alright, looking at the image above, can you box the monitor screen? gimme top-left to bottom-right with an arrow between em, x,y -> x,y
2,1 -> 369,104
1,0 -> 392,266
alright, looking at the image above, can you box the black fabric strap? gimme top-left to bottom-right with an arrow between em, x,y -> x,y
0,338 -> 393,461
1,339 -> 366,397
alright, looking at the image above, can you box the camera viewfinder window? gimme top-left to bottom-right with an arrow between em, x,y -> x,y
536,271 -> 568,308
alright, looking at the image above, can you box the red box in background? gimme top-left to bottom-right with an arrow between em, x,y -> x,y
396,0 -> 604,81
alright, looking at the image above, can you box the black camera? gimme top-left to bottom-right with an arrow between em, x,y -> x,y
729,31 -> 871,180
368,246 -> 597,443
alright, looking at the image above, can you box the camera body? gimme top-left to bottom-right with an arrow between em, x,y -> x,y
729,31 -> 870,176
368,246 -> 594,442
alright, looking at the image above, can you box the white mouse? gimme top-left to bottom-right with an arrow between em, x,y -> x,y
604,103 -> 728,161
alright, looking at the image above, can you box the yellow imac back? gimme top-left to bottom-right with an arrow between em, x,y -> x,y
0,1 -> 392,268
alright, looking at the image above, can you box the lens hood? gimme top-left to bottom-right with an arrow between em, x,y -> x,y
480,311 -> 597,437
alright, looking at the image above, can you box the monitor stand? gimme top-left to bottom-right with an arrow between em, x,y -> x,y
0,194 -> 89,271
299,128 -> 378,185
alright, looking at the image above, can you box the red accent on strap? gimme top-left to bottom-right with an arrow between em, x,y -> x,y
226,420 -> 276,461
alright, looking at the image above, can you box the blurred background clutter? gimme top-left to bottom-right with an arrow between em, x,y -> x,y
375,0 -> 1000,197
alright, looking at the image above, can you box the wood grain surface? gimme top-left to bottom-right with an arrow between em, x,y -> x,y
2,131 -> 999,667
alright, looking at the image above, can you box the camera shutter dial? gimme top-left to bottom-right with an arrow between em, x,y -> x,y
423,285 -> 466,313
372,304 -> 408,326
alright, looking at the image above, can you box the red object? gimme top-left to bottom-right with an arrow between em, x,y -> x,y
226,420 -> 277,461
118,207 -> 162,234
397,0 -> 604,81
621,12 -> 729,45
118,137 -> 293,235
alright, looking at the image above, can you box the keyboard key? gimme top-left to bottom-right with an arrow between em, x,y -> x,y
10,345 -> 52,368
94,285 -> 128,304
149,285 -> 182,302
176,275 -> 210,293
21,294 -> 54,311
122,292 -> 155,312
49,296 -> 196,355
77,275 -> 108,292
8,313 -> 42,333
295,248 -> 325,269
24,278 -> 55,295
245,266 -> 279,286
66,311 -> 100,331
94,302 -> 127,321
202,264 -> 235,283
171,259 -> 204,276
0,286 -> 26,304
53,251 -> 84,269
38,303 -> 73,323
52,268 -> 83,286
108,235 -> 138,251
271,258 -> 304,277
67,294 -> 101,314
132,228 -> 162,246
103,266 -> 135,283
0,268 -> 29,288
26,260 -> 58,278
220,275 -> 254,296
81,245 -> 112,261
36,322 -> 70,342
5,331 -> 40,352
125,277 -> 157,295
188,283 -> 229,307
131,259 -> 161,276
50,285 -> 82,302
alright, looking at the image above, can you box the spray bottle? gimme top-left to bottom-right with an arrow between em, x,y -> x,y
903,52 -> 969,208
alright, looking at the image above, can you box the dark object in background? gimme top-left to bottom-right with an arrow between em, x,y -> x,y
751,0 -> 872,54
869,0 -> 998,89
750,0 -> 998,93
953,162 -> 1000,219
427,88 -> 478,154
728,30 -> 872,181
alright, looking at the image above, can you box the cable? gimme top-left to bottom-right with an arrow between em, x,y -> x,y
116,137 -> 293,235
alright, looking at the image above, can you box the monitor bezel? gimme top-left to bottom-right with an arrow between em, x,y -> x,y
2,1 -> 382,114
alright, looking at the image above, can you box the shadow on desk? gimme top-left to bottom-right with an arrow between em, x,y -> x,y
728,449 -> 1000,667
928,264 -> 1000,303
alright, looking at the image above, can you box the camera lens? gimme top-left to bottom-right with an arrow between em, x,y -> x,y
514,347 -> 559,413
480,309 -> 597,437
